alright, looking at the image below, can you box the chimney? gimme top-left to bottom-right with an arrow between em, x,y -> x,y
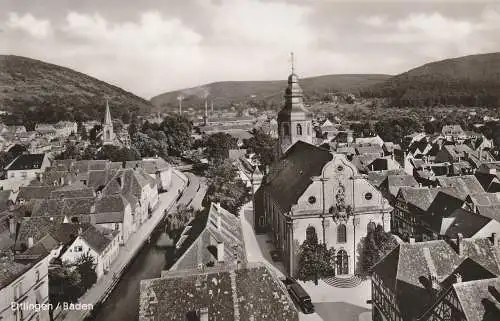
409,237 -> 415,244
217,242 -> 224,262
423,247 -> 440,291
457,233 -> 464,256
200,308 -> 208,321
217,214 -> 222,231
492,233 -> 498,247
38,173 -> 43,183
60,176 -> 64,186
9,218 -> 16,237
28,237 -> 34,248
78,227 -> 83,235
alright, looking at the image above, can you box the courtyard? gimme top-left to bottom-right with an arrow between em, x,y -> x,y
240,203 -> 373,321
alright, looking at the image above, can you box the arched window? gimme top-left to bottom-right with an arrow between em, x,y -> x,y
367,221 -> 376,232
296,124 -> 303,135
337,224 -> 347,243
283,123 -> 290,136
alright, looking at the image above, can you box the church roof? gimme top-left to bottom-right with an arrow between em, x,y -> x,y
264,141 -> 332,211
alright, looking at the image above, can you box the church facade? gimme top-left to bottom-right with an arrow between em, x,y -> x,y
255,65 -> 392,277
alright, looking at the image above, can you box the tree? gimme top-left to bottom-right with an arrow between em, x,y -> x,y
166,204 -> 195,238
132,132 -> 169,159
89,125 -> 102,143
56,142 -> 81,160
159,115 -> 193,156
203,160 -> 250,214
77,122 -> 89,140
358,224 -> 398,276
75,252 -> 98,291
296,226 -> 335,283
243,129 -> 277,167
95,145 -> 141,162
204,132 -> 238,161
49,265 -> 84,321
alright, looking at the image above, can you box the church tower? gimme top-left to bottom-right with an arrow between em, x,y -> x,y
102,99 -> 115,145
277,53 -> 313,156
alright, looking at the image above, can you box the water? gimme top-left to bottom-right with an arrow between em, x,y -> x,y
88,227 -> 175,321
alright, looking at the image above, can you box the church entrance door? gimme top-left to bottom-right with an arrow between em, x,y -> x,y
336,249 -> 349,275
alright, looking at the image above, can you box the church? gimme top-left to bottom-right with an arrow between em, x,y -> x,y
100,99 -> 130,147
254,58 -> 392,277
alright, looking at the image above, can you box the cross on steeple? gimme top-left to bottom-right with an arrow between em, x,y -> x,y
290,52 -> 295,74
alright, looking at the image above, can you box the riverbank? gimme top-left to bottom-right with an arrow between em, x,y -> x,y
56,169 -> 188,321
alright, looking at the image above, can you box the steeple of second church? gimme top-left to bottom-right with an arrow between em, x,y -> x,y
102,99 -> 115,145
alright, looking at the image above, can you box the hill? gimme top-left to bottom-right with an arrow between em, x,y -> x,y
151,74 -> 391,111
0,55 -> 155,125
364,52 -> 500,107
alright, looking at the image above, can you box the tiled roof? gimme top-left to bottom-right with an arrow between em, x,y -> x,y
398,187 -> 453,212
453,277 -> 500,321
355,145 -> 384,155
442,209 -> 491,238
468,192 -> 500,207
80,225 -> 114,254
366,169 -> 406,188
0,252 -> 33,289
437,175 -> 484,196
18,186 -> 55,201
476,205 -> 500,221
387,175 -> 419,197
6,154 -> 45,171
95,194 -> 128,213
139,264 -> 298,321
15,217 -> 79,251
171,203 -> 246,271
264,141 -> 332,211
373,238 -> 500,320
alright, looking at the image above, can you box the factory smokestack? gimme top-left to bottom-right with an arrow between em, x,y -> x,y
211,100 -> 214,114
177,95 -> 183,115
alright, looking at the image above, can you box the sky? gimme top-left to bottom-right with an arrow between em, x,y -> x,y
1,0 -> 500,98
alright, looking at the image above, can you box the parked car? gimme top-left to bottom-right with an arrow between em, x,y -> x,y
270,250 -> 282,262
283,278 -> 315,314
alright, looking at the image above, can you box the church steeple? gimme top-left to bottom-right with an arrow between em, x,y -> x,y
104,99 -> 112,125
277,53 -> 313,156
102,99 -> 114,145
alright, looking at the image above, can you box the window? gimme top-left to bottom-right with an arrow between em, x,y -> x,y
74,245 -> 83,252
365,192 -> 373,200
367,221 -> 376,232
337,165 -> 344,172
337,224 -> 347,243
21,172 -> 28,178
308,196 -> 316,204
296,124 -> 303,135
10,172 -> 15,178
35,270 -> 40,282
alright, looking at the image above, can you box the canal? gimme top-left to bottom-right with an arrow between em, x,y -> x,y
88,223 -> 175,321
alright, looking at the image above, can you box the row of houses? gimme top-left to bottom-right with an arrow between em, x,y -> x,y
0,156 -> 173,321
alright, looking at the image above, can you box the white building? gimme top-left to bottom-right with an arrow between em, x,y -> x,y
0,252 -> 50,321
5,154 -> 50,181
60,225 -> 120,278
